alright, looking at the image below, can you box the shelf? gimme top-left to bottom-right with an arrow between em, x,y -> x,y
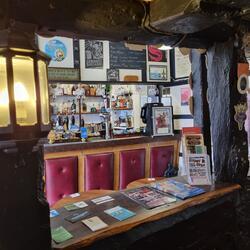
112,108 -> 133,111
52,113 -> 81,116
85,95 -> 104,98
52,112 -> 102,116
82,112 -> 101,114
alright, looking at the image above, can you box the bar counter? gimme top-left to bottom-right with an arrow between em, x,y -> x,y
43,135 -> 180,154
43,135 -> 180,195
50,177 -> 241,250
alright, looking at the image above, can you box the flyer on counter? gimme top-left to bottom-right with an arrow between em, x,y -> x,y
123,186 -> 176,209
82,216 -> 108,231
104,206 -> 136,221
185,154 -> 212,185
151,179 -> 205,200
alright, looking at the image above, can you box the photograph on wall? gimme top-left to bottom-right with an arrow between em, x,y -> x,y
85,40 -> 104,68
37,35 -> 74,68
181,87 -> 191,106
152,106 -> 173,136
147,45 -> 167,62
107,69 -> 119,81
149,65 -> 168,81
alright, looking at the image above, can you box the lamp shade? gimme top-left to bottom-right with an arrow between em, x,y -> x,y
0,30 -> 51,140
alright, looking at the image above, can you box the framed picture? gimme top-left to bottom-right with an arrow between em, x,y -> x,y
149,65 -> 169,81
170,48 -> 191,79
152,106 -> 174,136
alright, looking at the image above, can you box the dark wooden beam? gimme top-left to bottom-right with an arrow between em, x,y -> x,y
206,39 -> 249,185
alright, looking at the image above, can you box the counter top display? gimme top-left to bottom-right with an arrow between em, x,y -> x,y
50,177 -> 241,250
43,135 -> 180,154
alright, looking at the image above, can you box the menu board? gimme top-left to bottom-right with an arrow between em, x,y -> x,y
109,42 -> 146,71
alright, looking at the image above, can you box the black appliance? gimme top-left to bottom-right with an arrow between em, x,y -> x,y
140,102 -> 163,135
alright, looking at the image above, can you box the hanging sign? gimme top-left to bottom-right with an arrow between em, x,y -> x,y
48,68 -> 80,81
234,103 -> 247,131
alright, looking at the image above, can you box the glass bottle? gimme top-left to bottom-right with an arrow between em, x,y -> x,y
71,99 -> 76,114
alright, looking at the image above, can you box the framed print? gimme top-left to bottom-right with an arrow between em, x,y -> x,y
84,40 -> 104,68
147,45 -> 167,62
37,35 -> 74,68
170,48 -> 191,79
149,65 -> 168,81
152,106 -> 174,136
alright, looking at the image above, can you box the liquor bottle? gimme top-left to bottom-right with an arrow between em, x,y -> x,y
71,99 -> 76,114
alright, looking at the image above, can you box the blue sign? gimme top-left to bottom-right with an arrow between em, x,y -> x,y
45,39 -> 67,62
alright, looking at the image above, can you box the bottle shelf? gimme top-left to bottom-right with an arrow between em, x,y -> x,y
85,95 -> 104,98
112,108 -> 133,111
52,112 -> 102,116
82,112 -> 101,114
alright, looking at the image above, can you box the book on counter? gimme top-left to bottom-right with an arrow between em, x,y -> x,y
104,206 -> 136,221
51,226 -> 73,244
151,179 -> 205,200
123,186 -> 176,209
82,216 -> 108,231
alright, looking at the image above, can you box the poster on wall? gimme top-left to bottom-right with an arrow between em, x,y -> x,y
147,45 -> 167,62
149,65 -> 168,81
146,45 -> 170,82
171,48 -> 191,79
152,106 -> 174,136
107,69 -> 119,81
181,87 -> 191,106
84,40 -> 104,68
37,35 -> 74,68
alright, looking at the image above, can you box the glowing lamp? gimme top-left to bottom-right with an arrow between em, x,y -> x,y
0,30 -> 51,140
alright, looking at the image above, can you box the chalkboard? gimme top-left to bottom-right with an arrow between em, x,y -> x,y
109,42 -> 146,70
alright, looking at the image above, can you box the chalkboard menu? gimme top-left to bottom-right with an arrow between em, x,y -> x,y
109,42 -> 146,70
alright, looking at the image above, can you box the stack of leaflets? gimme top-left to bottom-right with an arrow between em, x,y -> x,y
123,186 -> 176,209
64,201 -> 88,211
82,216 -> 108,231
104,206 -> 136,221
51,226 -> 73,244
181,127 -> 212,185
91,196 -> 114,205
151,179 -> 205,200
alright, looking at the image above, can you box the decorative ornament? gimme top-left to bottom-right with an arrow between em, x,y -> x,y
234,103 -> 247,131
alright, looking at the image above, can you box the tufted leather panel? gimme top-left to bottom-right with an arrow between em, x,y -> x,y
119,149 -> 145,189
150,146 -> 174,177
45,157 -> 78,206
84,152 -> 114,191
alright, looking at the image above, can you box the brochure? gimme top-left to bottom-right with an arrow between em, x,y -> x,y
91,195 -> 114,205
51,226 -> 73,244
123,186 -> 176,209
151,179 -> 205,200
104,206 -> 136,221
82,216 -> 108,231
185,154 -> 212,185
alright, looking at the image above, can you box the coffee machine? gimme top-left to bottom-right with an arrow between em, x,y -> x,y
140,103 -> 163,135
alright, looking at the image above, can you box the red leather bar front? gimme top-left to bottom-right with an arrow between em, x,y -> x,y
119,148 -> 145,189
45,157 -> 78,206
84,152 -> 114,191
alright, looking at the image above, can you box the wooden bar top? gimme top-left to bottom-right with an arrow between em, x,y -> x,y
50,177 -> 241,250
43,135 -> 180,154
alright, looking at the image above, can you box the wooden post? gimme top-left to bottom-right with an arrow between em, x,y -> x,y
206,40 -> 249,185
191,49 -> 212,159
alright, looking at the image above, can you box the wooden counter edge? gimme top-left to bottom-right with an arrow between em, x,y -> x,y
53,183 -> 241,250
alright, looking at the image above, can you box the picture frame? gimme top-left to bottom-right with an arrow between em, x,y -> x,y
152,106 -> 174,136
170,48 -> 191,80
149,65 -> 169,81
